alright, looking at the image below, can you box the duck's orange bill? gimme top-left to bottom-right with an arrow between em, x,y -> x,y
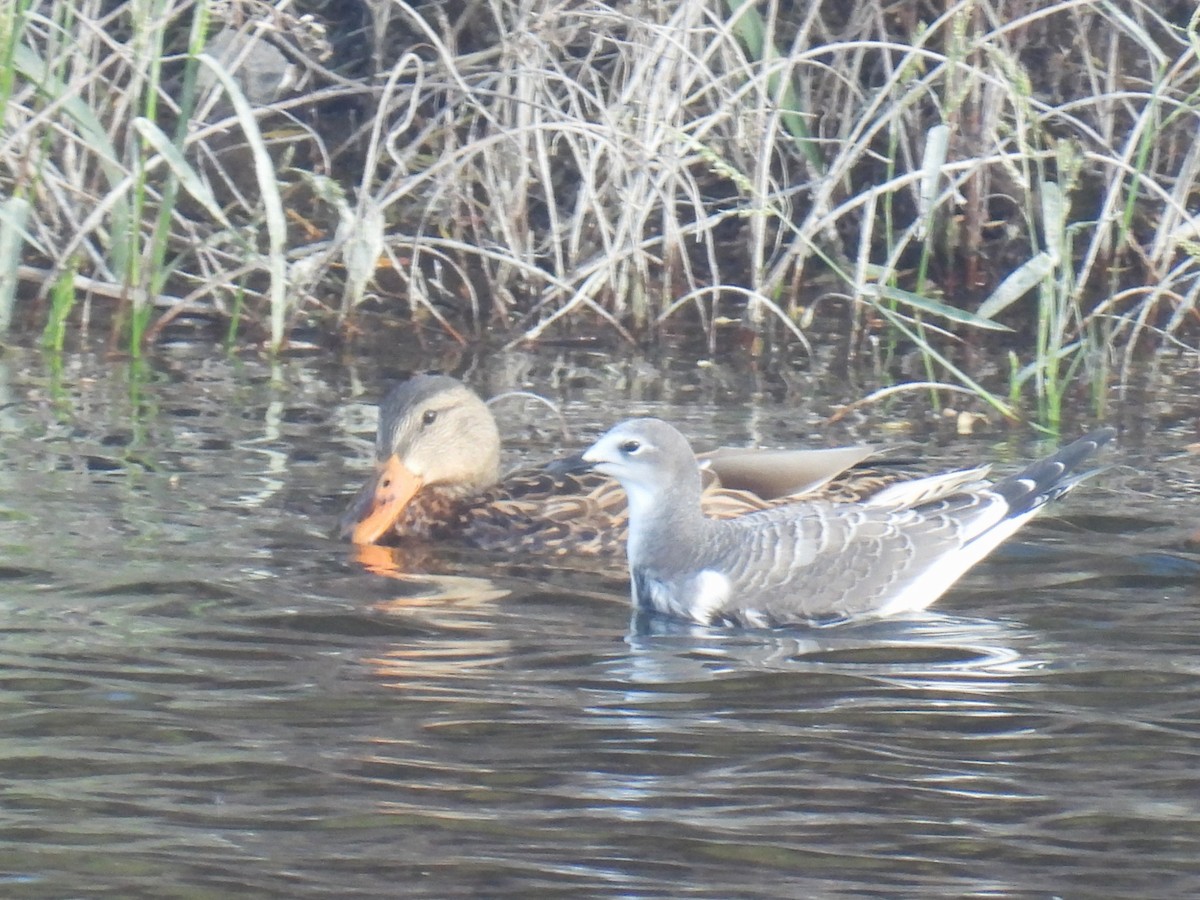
347,455 -> 424,545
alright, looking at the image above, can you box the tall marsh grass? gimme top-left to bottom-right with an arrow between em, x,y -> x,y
2,0 -> 1198,424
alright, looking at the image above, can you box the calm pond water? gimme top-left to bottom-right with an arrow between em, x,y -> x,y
0,344 -> 1198,897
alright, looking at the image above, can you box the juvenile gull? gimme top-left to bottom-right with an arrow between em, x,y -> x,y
582,419 -> 1115,627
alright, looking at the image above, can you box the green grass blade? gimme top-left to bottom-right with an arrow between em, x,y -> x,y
869,284 -> 1013,332
131,116 -> 230,228
976,252 -> 1057,320
197,52 -> 288,352
722,0 -> 823,172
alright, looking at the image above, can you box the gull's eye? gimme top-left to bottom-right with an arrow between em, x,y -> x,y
421,409 -> 438,427
619,439 -> 641,455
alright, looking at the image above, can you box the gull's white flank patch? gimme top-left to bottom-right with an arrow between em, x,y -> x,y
689,569 -> 732,623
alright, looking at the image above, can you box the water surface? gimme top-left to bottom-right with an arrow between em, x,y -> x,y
0,347 -> 1197,897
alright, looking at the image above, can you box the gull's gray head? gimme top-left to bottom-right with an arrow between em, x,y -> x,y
581,418 -> 701,516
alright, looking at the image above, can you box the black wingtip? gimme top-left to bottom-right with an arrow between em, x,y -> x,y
991,427 -> 1115,515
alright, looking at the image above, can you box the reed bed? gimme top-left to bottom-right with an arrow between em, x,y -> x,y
2,0 -> 1198,423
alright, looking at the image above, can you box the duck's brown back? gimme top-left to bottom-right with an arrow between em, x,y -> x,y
378,454 -> 953,557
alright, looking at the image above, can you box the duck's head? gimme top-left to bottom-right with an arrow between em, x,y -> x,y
340,375 -> 502,544
582,418 -> 702,519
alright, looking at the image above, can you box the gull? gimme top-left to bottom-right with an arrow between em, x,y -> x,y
582,418 -> 1114,628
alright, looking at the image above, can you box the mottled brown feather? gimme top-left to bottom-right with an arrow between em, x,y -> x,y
342,375 -> 939,556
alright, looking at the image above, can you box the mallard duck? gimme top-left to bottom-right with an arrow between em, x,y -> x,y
582,418 -> 1115,627
339,375 -> 900,554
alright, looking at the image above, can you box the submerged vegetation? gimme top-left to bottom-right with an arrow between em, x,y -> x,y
2,0 -> 1199,423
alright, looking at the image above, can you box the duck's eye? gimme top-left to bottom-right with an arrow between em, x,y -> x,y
619,439 -> 641,455
421,409 -> 438,427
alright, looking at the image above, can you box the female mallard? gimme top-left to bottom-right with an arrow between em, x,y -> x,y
339,375 -> 901,555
